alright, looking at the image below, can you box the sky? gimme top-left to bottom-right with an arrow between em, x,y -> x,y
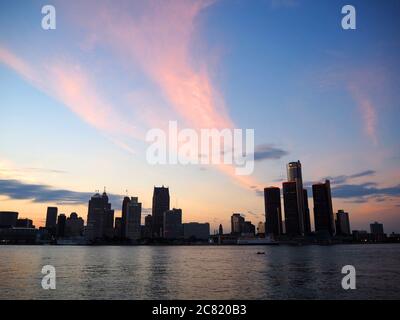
0,0 -> 399,233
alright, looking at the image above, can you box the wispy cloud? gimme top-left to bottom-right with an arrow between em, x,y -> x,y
331,183 -> 400,199
253,144 -> 288,161
0,178 -> 123,206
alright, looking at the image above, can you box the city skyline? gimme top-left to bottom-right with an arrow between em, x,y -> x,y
1,0 -> 400,233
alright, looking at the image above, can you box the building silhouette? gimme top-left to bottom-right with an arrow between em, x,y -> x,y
370,222 -> 384,235
336,210 -> 351,235
152,186 -> 170,238
86,191 -> 115,241
312,180 -> 335,236
283,182 -> 302,236
264,187 -> 282,237
286,161 -> 306,235
16,218 -> 34,228
163,208 -> 183,239
218,224 -> 223,235
65,212 -> 84,237
45,207 -> 58,228
142,214 -> 152,239
183,222 -> 210,240
125,197 -> 142,241
57,214 -> 66,238
0,211 -> 18,228
121,196 -> 131,238
231,213 -> 245,235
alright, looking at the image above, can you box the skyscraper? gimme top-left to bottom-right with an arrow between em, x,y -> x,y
65,212 -> 84,237
86,190 -> 115,241
152,186 -> 170,238
0,211 -> 18,228
283,182 -> 302,236
125,197 -> 142,241
312,180 -> 335,236
286,161 -> 305,235
45,207 -> 58,229
264,187 -> 282,237
231,213 -> 245,235
57,214 -> 66,238
336,210 -> 351,235
370,222 -> 384,235
163,208 -> 183,239
120,196 -> 131,238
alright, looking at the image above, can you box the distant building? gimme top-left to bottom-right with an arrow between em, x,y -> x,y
283,182 -> 301,236
231,213 -> 245,235
218,224 -> 223,235
287,161 -> 306,235
336,210 -> 351,235
257,222 -> 265,236
142,214 -> 152,239
352,230 -> 369,242
114,217 -> 122,238
264,187 -> 282,237
163,208 -> 183,239
0,211 -> 18,228
312,180 -> 335,236
45,207 -> 58,229
65,212 -> 84,237
121,196 -> 131,238
370,222 -> 384,235
125,197 -> 142,241
85,191 -> 115,241
16,218 -> 34,229
183,222 -> 210,240
57,214 -> 66,238
242,221 -> 256,236
152,186 -> 170,238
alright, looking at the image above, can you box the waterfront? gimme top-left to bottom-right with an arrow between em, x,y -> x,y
0,244 -> 399,300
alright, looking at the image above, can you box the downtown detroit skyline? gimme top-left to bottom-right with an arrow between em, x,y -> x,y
0,0 -> 400,232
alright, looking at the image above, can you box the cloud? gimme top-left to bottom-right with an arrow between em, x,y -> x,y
0,179 -> 123,206
322,170 -> 376,185
253,144 -> 289,161
331,183 -> 400,199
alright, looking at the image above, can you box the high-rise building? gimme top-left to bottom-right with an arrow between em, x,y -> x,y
286,161 -> 305,235
86,191 -> 115,241
183,222 -> 210,240
0,211 -> 18,228
57,214 -> 66,238
312,180 -> 335,236
218,224 -> 223,235
303,189 -> 311,235
65,212 -> 84,237
242,221 -> 256,236
231,213 -> 245,235
114,217 -> 122,238
121,196 -> 131,238
45,207 -> 58,229
125,197 -> 142,241
142,214 -> 152,239
264,187 -> 282,236
283,182 -> 302,236
163,208 -> 183,239
370,222 -> 384,235
152,186 -> 170,238
257,221 -> 265,235
336,210 -> 351,235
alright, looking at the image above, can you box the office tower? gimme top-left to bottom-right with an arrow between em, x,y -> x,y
283,182 -> 302,236
0,211 -> 18,228
45,207 -> 58,228
142,214 -> 152,239
57,214 -> 66,238
125,197 -> 142,241
336,210 -> 351,235
114,217 -> 122,238
370,222 -> 384,235
121,196 -> 131,238
65,212 -> 84,237
218,224 -> 223,235
286,161 -> 305,235
264,187 -> 282,236
86,190 -> 115,241
152,186 -> 170,238
163,208 -> 183,239
183,222 -> 210,240
16,218 -> 34,228
231,213 -> 245,235
242,221 -> 256,236
312,180 -> 335,236
257,222 -> 265,235
303,189 -> 311,235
